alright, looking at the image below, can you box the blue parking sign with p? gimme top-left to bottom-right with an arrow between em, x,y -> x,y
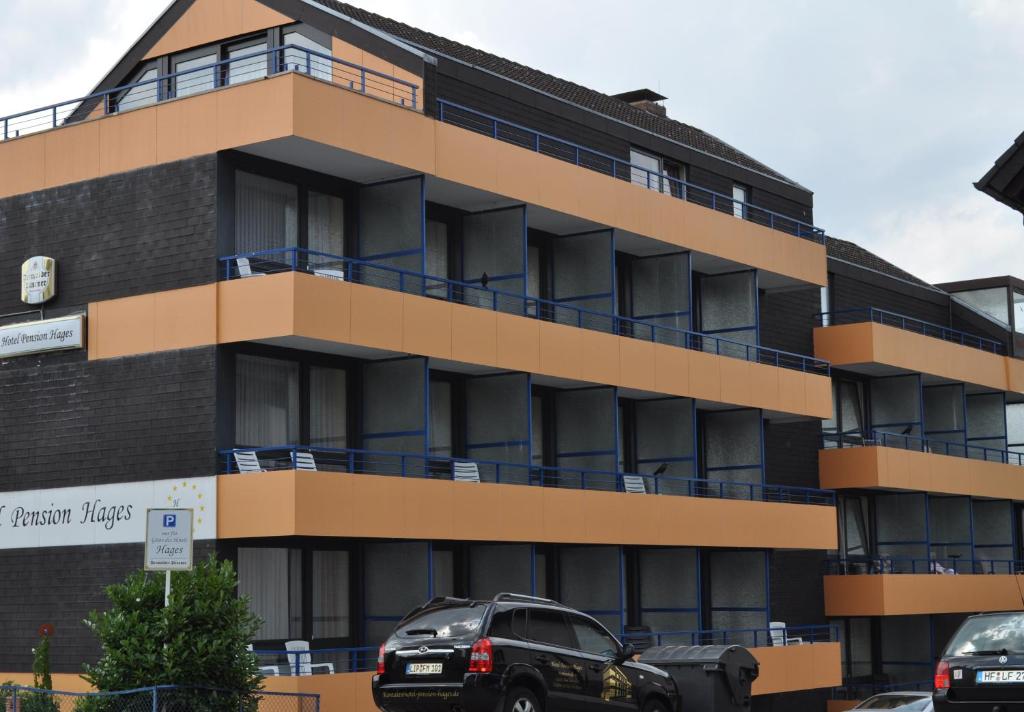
163,514 -> 177,528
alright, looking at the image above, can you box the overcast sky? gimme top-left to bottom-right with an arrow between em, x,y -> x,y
1,0 -> 1021,284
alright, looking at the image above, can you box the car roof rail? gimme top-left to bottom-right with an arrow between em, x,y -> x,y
397,596 -> 475,622
492,592 -> 570,608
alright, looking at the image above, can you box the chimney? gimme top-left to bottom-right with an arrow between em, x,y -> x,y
611,89 -> 669,118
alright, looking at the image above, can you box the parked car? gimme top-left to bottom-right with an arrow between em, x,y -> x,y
372,593 -> 678,712
933,611 -> 1024,711
854,690 -> 932,710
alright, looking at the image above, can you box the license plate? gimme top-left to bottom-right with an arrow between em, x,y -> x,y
977,669 -> 1024,683
406,662 -> 443,675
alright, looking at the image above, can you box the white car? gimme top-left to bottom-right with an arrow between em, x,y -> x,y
854,690 -> 933,711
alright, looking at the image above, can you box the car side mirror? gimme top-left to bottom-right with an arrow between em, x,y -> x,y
614,642 -> 636,664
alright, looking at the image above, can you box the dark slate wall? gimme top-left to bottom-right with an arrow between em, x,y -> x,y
0,155 -> 218,316
759,286 -> 819,357
765,420 -> 822,491
0,348 -> 217,492
830,272 -> 948,326
0,541 -> 215,673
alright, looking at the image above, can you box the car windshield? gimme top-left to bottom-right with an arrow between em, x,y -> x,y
394,606 -> 485,640
945,614 -> 1024,656
855,694 -> 930,710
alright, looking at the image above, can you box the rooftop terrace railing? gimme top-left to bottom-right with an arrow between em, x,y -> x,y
0,44 -> 418,140
622,624 -> 838,649
436,100 -> 826,244
815,307 -> 1006,355
825,555 -> 1024,575
219,445 -> 837,506
220,247 -> 830,376
822,429 -> 1024,466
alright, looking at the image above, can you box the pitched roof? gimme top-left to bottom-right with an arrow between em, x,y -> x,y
975,129 -> 1024,214
310,0 -> 804,189
825,236 -> 935,289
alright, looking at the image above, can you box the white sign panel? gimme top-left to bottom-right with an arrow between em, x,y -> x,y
145,509 -> 194,571
0,315 -> 83,359
21,256 -> 56,305
0,477 -> 216,550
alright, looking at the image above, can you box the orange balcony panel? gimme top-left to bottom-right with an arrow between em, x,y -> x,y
820,445 -> 1024,500
825,574 -> 1024,617
814,322 -> 1013,393
86,273 -> 832,418
217,471 -> 837,550
751,642 -> 842,696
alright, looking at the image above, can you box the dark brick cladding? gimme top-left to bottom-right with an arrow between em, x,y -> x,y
759,287 -> 819,356
0,348 -> 217,492
0,155 -> 218,316
831,272 -> 948,326
0,541 -> 214,673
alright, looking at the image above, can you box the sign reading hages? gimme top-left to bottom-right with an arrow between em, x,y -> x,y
0,315 -> 83,359
0,478 -> 216,550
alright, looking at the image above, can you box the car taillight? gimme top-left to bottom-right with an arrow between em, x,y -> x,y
377,643 -> 386,674
935,660 -> 950,690
468,637 -> 493,673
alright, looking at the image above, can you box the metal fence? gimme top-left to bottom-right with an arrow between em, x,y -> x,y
252,647 -> 377,676
623,624 -> 838,650
436,100 -> 826,243
815,307 -> 1006,354
220,445 -> 836,506
220,247 -> 830,376
0,44 -> 418,140
825,555 -> 1024,575
822,429 -> 1024,467
0,685 -> 318,712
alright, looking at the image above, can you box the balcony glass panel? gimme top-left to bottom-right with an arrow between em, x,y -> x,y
639,548 -> 698,633
870,375 -> 922,441
973,499 -> 1014,567
955,287 -> 1009,326
466,373 -> 529,482
635,398 -> 694,493
707,550 -> 767,648
362,357 -> 426,472
967,392 -> 1008,458
876,493 -> 927,570
358,177 -> 423,290
555,388 -> 617,485
308,191 -> 345,257
461,207 -> 525,312
552,231 -> 614,329
630,252 -> 691,340
703,409 -> 762,496
699,271 -> 756,355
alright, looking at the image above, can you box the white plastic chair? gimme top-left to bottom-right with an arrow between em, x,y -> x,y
313,267 -> 345,281
248,644 -> 281,677
622,475 -> 647,494
233,450 -> 265,473
236,257 -> 265,278
453,461 -> 481,482
292,451 -> 318,471
285,640 -> 334,676
769,621 -> 804,646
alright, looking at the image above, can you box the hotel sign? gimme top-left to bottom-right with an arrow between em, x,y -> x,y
0,315 -> 83,359
21,256 -> 56,304
0,478 -> 216,550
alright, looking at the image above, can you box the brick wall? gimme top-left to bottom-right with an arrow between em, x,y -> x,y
0,348 -> 217,492
760,286 -> 819,356
831,272 -> 948,326
0,155 -> 218,316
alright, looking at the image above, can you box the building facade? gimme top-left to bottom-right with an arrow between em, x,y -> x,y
0,2 -> 1015,711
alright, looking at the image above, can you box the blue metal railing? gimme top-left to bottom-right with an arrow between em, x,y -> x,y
832,679 -> 933,700
825,555 -> 1024,575
219,445 -> 837,506
815,307 -> 1006,355
623,624 -> 838,649
822,429 -> 1024,466
0,684 -> 319,711
0,44 -> 418,140
436,100 -> 826,244
252,646 -> 378,676
220,247 -> 830,375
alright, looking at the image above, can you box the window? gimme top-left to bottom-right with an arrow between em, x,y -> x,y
235,355 -> 299,447
174,52 -> 218,98
283,31 -> 332,81
426,220 -> 449,280
116,67 -> 158,112
1015,291 -> 1024,334
308,191 -> 345,257
228,41 -> 268,85
527,610 -> 575,648
629,149 -> 677,195
820,286 -> 830,326
487,609 -> 521,639
570,616 -> 619,657
235,171 -> 298,256
429,379 -> 453,457
732,184 -> 748,219
238,547 -> 302,640
312,550 -> 350,638
309,366 -> 346,448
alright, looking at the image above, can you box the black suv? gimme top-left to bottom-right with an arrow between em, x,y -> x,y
372,594 -> 678,712
934,611 -> 1024,711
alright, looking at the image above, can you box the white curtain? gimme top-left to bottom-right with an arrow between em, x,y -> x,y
308,191 -> 345,257
235,355 -> 299,447
310,366 -> 347,448
239,548 -> 302,640
312,551 -> 350,639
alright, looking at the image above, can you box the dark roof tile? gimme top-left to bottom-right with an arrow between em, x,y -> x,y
825,235 -> 934,289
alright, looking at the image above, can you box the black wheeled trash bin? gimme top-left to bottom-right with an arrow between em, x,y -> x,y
638,645 -> 759,712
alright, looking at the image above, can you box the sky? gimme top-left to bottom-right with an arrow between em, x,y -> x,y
1,0 -> 1022,284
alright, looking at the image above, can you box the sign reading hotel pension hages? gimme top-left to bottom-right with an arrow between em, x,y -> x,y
0,478 -> 216,550
21,256 -> 56,304
0,314 -> 83,359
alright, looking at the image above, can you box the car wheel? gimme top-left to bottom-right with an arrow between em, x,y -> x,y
504,686 -> 541,712
643,698 -> 669,712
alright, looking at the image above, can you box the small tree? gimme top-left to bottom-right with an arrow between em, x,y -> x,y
82,555 -> 262,710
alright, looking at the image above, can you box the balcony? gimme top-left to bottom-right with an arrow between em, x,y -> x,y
824,567 -> 1024,616
0,53 -> 826,288
820,431 -> 1024,499
87,272 -> 834,418
215,466 -> 838,550
814,309 -> 1015,392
